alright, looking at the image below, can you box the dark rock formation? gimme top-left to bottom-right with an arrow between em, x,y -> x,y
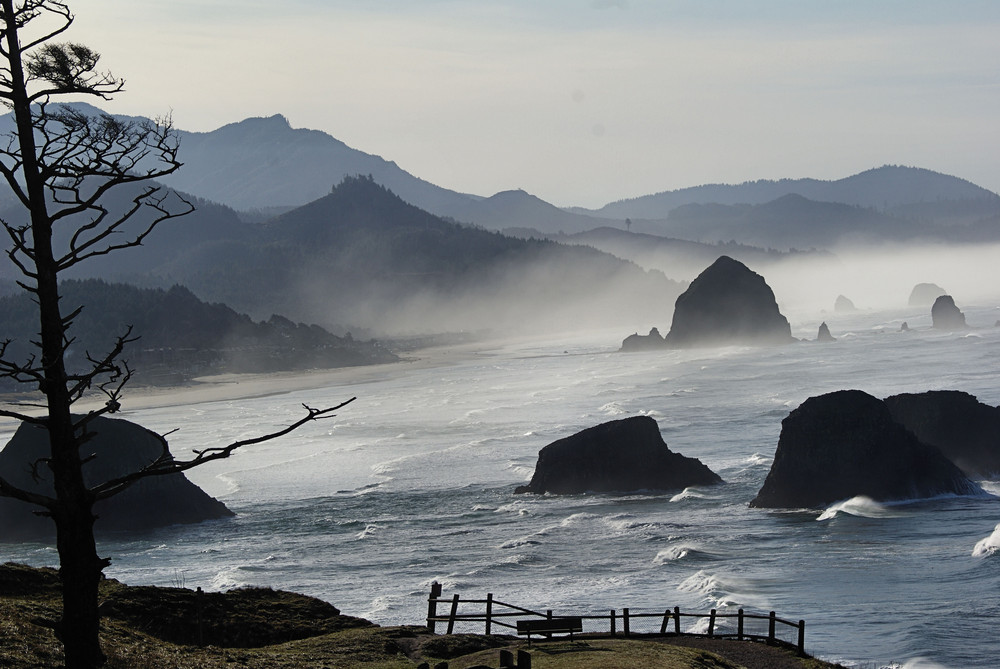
0,416 -> 233,540
931,295 -> 967,330
663,256 -> 794,348
620,327 -> 665,352
750,390 -> 979,508
514,415 -> 722,495
885,391 -> 1000,479
816,322 -> 835,342
900,321 -> 910,332
834,295 -> 856,312
908,282 -> 946,307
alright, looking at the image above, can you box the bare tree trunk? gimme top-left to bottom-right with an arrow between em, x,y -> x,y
2,3 -> 106,665
51,504 -> 106,669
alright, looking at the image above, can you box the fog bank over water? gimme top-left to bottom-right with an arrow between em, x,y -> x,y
759,242 -> 1000,319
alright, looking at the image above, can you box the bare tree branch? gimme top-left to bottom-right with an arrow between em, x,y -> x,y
91,397 -> 358,500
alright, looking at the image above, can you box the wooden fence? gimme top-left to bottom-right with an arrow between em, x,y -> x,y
425,582 -> 806,656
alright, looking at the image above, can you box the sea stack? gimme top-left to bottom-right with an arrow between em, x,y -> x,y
620,327 -> 665,352
750,390 -> 979,509
515,416 -> 722,495
885,390 -> 1000,479
931,295 -> 967,330
0,416 -> 233,540
816,322 -> 836,342
908,283 -> 947,307
663,256 -> 794,348
834,295 -> 856,313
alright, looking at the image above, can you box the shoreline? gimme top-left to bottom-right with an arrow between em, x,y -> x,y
80,339 -> 497,413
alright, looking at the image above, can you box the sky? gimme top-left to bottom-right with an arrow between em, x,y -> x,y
60,1 -> 1000,208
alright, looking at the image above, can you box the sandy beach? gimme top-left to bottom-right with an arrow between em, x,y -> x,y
67,340 -> 499,413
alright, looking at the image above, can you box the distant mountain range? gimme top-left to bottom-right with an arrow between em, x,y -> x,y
156,113 -> 1000,249
5,105 -> 996,250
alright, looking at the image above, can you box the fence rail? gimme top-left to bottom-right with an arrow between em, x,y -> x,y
425,582 -> 806,656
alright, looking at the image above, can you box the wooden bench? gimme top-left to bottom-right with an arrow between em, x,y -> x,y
516,616 -> 583,641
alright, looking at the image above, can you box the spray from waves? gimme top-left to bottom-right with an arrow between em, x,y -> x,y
899,658 -> 953,669
972,523 -> 1000,557
745,453 -> 771,466
677,569 -> 769,610
817,496 -> 907,521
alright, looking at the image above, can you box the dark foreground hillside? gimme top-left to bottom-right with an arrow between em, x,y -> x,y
0,279 -> 396,386
0,563 -> 844,669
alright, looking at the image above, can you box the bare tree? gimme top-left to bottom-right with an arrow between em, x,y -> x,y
0,3 -> 353,667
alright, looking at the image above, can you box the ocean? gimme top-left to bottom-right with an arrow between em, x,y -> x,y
3,303 -> 1000,668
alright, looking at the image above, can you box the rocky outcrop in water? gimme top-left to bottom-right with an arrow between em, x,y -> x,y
931,295 -> 967,330
663,256 -> 794,348
0,416 -> 233,540
834,295 -> 856,313
620,327 -> 665,352
909,283 -> 946,307
750,390 -> 979,508
885,391 -> 1000,479
816,322 -> 835,342
514,415 -> 722,495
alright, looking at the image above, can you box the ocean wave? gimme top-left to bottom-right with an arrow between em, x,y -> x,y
499,537 -> 542,549
972,523 -> 1000,557
354,524 -> 378,540
210,568 -> 250,591
599,402 -> 629,416
817,496 -> 905,520
669,487 -> 719,503
653,544 -> 715,564
745,453 -> 771,466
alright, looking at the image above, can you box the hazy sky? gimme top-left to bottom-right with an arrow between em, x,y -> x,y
64,1 -> 1000,208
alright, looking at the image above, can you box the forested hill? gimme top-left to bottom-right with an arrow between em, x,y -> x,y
154,175 -> 682,335
0,280 -> 396,386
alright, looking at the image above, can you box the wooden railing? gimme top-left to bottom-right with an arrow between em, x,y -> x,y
425,582 -> 806,656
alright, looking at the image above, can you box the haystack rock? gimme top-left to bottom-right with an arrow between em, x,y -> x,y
931,295 -> 967,330
816,322 -> 835,342
885,391 -> 1000,479
514,415 -> 722,495
620,327 -> 665,352
834,295 -> 856,313
908,283 -> 946,307
750,390 -> 979,509
0,416 -> 233,540
663,256 -> 794,348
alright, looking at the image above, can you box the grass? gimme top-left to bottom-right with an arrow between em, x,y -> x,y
0,563 -> 847,668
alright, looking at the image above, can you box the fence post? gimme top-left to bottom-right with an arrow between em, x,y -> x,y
674,606 -> 681,635
660,609 -> 670,635
427,582 -> 442,632
195,586 -> 204,647
797,619 -> 806,656
708,609 -> 716,638
485,593 -> 493,635
446,594 -> 460,635
610,609 -> 616,636
623,608 -> 630,637
737,609 -> 744,641
768,611 -> 776,644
